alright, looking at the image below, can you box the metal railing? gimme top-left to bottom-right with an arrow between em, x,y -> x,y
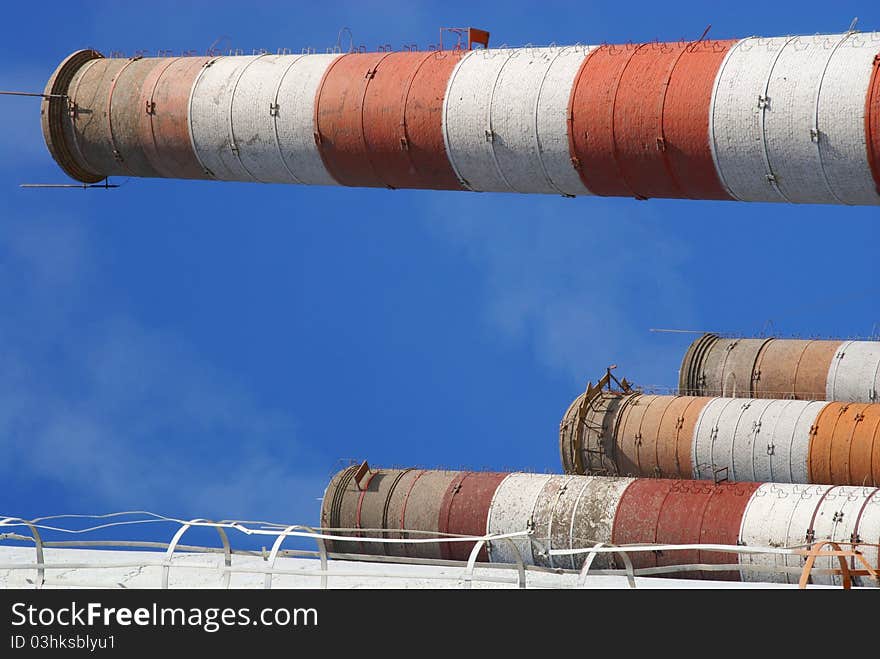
1,513 -> 877,590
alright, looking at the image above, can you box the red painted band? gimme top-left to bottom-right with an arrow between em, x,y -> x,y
866,53 -> 880,195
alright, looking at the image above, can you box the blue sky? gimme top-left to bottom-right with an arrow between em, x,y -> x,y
1,1 -> 878,534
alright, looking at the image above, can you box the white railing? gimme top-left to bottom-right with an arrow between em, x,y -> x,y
1,513 -> 877,589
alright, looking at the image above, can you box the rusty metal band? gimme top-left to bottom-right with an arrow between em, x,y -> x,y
571,390 -> 608,474
373,468 -> 414,558
188,57 -> 220,177
68,58 -> 105,178
566,477 -> 593,570
812,32 -> 853,205
328,464 -> 358,532
681,333 -> 719,394
634,394 -> 663,476
717,339 -> 740,395
561,385 -> 604,475
577,388 -> 611,474
610,392 -> 641,474
352,471 -> 385,554
398,469 -> 427,558
752,338 -> 770,393
789,339 -> 816,398
42,50 -> 105,183
744,339 -> 774,398
752,339 -> 774,396
616,394 -> 642,475
849,486 -> 880,569
805,484 -> 843,543
571,387 -> 607,474
144,56 -> 183,177
358,51 -> 396,188
381,468 -> 413,532
684,334 -> 707,393
228,53 -> 271,182
758,36 -> 799,203
608,43 -> 650,199
485,49 -> 518,192
106,56 -> 142,176
867,52 -> 880,195
718,338 -> 770,397
354,471 -> 377,530
565,44 -> 602,181
441,50 -> 474,190
534,47 -> 572,195
270,54 -> 307,184
146,56 -> 181,111
655,43 -> 690,198
601,392 -> 628,474
696,334 -> 721,392
437,472 -> 469,560
654,395 -> 681,475
397,51 -> 438,180
559,397 -> 579,474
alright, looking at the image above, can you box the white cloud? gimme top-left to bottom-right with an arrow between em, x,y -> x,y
423,193 -> 699,388
0,214 -> 319,524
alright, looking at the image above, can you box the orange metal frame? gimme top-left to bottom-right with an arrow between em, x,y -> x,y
796,541 -> 880,589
